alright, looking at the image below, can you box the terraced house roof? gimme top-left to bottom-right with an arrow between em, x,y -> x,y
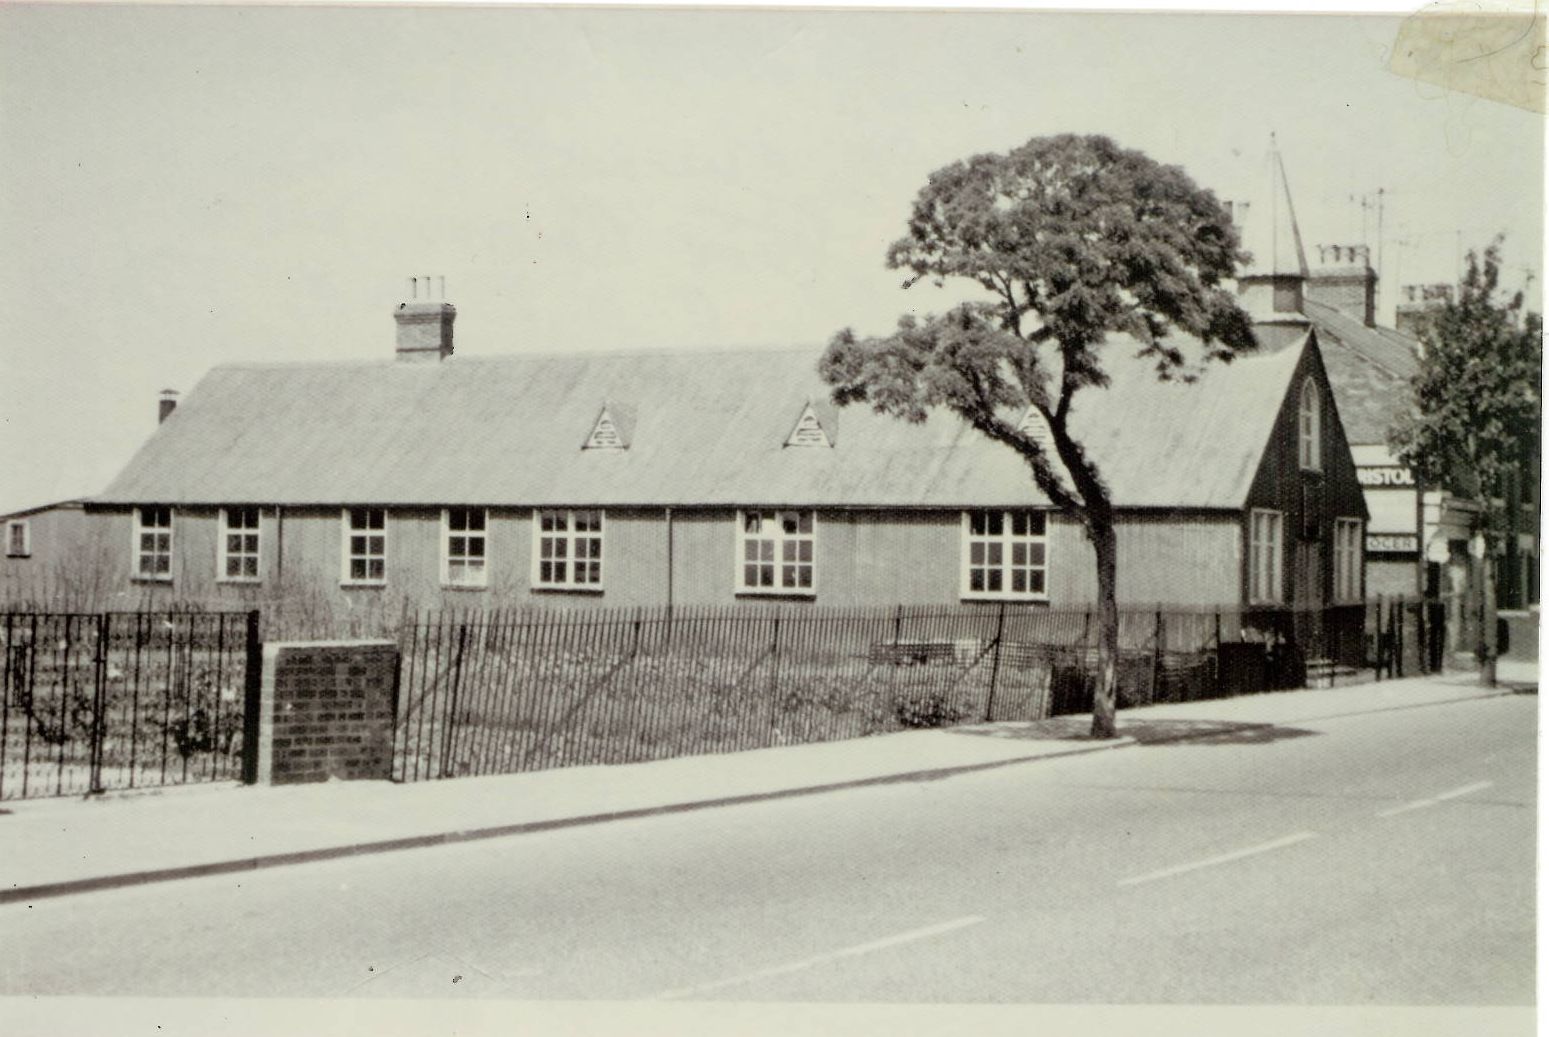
98,333 -> 1313,511
1300,298 -> 1419,445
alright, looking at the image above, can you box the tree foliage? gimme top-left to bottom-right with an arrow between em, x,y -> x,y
1389,238 -> 1542,511
820,134 -> 1256,737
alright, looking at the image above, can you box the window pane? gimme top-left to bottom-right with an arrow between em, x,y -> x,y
368,559 -> 384,580
969,512 -> 986,536
987,543 -> 1002,565
1012,513 -> 1028,536
1028,512 -> 1046,536
450,536 -> 466,556
1012,570 -> 1026,593
970,569 -> 984,592
986,569 -> 1002,592
759,564 -> 774,586
782,540 -> 797,562
154,555 -> 170,574
798,540 -> 812,562
782,565 -> 796,586
797,566 -> 812,588
242,557 -> 258,578
970,542 -> 984,565
1028,543 -> 1045,566
744,541 -> 760,562
468,539 -> 485,559
782,513 -> 799,535
744,513 -> 762,534
1029,571 -> 1044,594
797,512 -> 812,534
744,564 -> 758,587
986,512 -> 1003,536
1011,543 -> 1027,566
227,534 -> 243,554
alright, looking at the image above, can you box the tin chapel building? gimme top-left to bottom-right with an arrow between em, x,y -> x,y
49,291 -> 1370,624
1229,144 -> 1538,615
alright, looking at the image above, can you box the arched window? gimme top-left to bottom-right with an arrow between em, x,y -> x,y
1299,378 -> 1322,471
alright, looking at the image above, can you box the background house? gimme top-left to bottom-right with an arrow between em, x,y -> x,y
78,295 -> 1367,637
0,498 -> 107,608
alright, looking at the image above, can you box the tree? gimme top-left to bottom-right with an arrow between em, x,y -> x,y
820,134 -> 1256,738
1389,238 -> 1542,686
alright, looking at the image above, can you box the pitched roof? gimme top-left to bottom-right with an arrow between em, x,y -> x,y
1299,298 -> 1418,445
97,336 -> 1311,511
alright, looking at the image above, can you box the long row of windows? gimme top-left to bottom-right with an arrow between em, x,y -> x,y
131,505 -> 1365,604
130,506 -> 1053,600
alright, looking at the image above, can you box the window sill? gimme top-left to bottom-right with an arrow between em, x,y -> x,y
217,578 -> 262,586
132,576 -> 173,584
735,589 -> 817,600
442,582 -> 490,592
340,581 -> 387,589
959,594 -> 1050,605
5,553 -> 30,559
531,585 -> 605,595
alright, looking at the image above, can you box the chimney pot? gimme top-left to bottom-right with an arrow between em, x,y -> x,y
158,388 -> 179,424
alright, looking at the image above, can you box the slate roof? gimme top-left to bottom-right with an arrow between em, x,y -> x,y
1299,299 -> 1419,446
97,335 -> 1311,511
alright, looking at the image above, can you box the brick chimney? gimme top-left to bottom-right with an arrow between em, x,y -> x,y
1394,282 -> 1454,340
394,276 -> 455,363
1306,244 -> 1377,326
158,388 -> 179,423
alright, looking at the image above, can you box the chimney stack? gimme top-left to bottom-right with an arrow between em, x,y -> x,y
394,276 -> 455,362
1394,282 -> 1454,340
1306,244 -> 1378,326
158,388 -> 179,424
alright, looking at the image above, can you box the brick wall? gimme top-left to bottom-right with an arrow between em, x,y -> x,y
255,640 -> 399,784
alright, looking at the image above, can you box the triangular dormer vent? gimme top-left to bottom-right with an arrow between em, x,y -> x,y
1017,406 -> 1054,451
785,401 -> 833,448
583,404 -> 629,450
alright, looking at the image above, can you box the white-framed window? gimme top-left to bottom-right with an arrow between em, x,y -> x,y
1248,509 -> 1284,605
5,519 -> 29,558
1298,378 -> 1322,471
341,508 -> 387,585
961,510 -> 1049,599
534,509 -> 603,590
443,508 -> 488,588
219,507 -> 261,582
134,506 -> 173,581
1333,517 -> 1363,602
737,510 -> 815,594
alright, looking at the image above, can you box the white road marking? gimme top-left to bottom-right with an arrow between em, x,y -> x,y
1376,780 -> 1494,818
652,915 -> 984,1000
1117,831 -> 1319,887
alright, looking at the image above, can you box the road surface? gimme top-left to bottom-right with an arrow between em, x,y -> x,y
1,691 -> 1534,1004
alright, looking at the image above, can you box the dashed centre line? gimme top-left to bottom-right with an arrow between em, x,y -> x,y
1375,780 -> 1494,818
652,915 -> 984,1000
1117,831 -> 1319,887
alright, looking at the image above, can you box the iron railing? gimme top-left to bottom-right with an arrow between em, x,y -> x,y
0,610 -> 260,800
391,599 -> 1444,784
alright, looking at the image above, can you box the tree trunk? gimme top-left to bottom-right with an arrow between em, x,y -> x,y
1477,545 -> 1498,688
1090,519 -> 1120,739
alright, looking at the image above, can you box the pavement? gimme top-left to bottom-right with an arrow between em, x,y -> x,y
0,663 -> 1533,905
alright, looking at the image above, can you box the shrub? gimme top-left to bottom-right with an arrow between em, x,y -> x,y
892,690 -> 965,729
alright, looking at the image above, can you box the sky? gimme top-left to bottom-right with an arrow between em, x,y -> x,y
0,2 -> 1542,514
